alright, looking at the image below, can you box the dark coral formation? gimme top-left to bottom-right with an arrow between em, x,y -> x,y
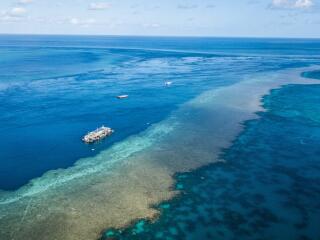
102,83 -> 320,240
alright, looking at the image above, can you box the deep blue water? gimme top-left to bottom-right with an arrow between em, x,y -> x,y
1,35 -> 320,191
302,70 -> 320,80
101,78 -> 320,240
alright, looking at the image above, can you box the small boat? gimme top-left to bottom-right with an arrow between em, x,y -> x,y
116,95 -> 129,99
82,126 -> 114,143
165,81 -> 172,86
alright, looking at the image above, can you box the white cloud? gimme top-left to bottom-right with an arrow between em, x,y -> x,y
69,17 -> 79,25
272,0 -> 289,7
271,0 -> 314,9
294,0 -> 313,8
10,7 -> 27,16
69,17 -> 96,26
142,23 -> 160,28
18,0 -> 33,4
89,2 -> 110,10
0,7 -> 28,22
177,4 -> 198,9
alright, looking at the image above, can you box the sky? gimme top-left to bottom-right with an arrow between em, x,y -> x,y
0,0 -> 319,38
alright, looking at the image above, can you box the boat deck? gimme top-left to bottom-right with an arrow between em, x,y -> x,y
82,126 -> 113,143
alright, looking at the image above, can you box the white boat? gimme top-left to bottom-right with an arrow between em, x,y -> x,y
82,126 -> 114,143
116,95 -> 129,99
165,81 -> 172,86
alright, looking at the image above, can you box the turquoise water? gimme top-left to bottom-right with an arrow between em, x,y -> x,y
1,36 -> 320,240
2,36 -> 320,190
101,78 -> 320,239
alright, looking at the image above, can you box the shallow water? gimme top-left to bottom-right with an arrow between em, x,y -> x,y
1,36 -> 320,240
1,36 -> 320,190
101,79 -> 320,240
0,67 -> 318,240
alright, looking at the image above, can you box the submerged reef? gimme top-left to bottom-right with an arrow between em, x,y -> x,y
0,68 -> 319,240
101,79 -> 320,240
301,70 -> 320,80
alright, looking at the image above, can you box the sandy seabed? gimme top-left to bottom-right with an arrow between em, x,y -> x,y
0,67 -> 319,240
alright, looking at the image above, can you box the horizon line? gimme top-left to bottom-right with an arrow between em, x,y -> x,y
0,32 -> 320,40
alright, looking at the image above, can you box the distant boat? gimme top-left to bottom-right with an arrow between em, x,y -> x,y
117,95 -> 129,99
165,81 -> 172,86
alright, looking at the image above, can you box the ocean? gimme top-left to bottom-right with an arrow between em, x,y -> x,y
0,35 -> 320,240
102,80 -> 320,240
